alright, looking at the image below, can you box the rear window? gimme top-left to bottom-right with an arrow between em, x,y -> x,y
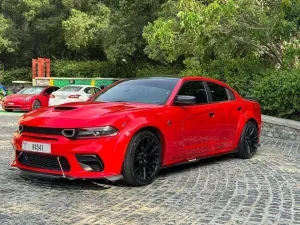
59,86 -> 82,92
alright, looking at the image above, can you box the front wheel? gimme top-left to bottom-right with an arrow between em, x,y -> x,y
31,100 -> 41,110
122,130 -> 162,186
237,121 -> 259,159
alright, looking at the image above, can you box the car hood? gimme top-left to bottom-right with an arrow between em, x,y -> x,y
20,101 -> 162,128
5,94 -> 34,101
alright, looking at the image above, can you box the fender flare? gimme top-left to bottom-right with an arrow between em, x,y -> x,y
234,111 -> 259,147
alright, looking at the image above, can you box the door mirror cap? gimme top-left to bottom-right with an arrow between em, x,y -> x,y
175,95 -> 196,106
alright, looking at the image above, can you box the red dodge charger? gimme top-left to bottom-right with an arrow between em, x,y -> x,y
11,77 -> 261,186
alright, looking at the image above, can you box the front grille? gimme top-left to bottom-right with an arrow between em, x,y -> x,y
22,126 -> 64,136
17,151 -> 71,172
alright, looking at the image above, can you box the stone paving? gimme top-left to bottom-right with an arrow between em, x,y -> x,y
1,114 -> 300,225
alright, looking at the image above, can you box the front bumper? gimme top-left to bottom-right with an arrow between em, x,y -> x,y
11,131 -> 127,180
3,102 -> 31,111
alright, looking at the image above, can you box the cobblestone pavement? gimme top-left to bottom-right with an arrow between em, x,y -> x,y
1,114 -> 300,225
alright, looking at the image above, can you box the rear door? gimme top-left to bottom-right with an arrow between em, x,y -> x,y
205,82 -> 241,152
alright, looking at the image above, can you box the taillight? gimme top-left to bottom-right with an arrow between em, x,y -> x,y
50,94 -> 55,98
68,95 -> 81,99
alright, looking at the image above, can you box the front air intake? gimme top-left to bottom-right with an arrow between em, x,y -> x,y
76,155 -> 104,172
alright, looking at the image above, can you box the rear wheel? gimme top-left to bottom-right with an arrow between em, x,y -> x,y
32,100 -> 41,110
122,130 -> 162,186
237,121 -> 259,159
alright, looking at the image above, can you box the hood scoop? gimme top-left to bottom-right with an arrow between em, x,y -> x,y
54,106 -> 77,111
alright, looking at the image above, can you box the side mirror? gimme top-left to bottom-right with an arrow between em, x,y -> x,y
175,95 -> 196,106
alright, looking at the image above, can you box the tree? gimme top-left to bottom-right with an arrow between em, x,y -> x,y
0,14 -> 18,54
102,0 -> 167,63
143,0 -> 300,68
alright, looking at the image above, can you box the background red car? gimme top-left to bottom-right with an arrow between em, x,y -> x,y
2,86 -> 59,112
12,77 -> 261,186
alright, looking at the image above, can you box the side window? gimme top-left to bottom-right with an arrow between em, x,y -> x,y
227,89 -> 235,100
84,87 -> 93,94
94,87 -> 101,93
207,82 -> 229,102
177,81 -> 208,104
44,88 -> 53,95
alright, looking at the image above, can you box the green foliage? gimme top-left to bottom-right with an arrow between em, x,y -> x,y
1,68 -> 31,86
253,69 -> 300,120
182,57 -> 266,96
51,60 -> 136,78
62,4 -> 110,50
0,14 -> 18,54
143,0 -> 300,67
136,63 -> 182,77
102,0 -> 167,63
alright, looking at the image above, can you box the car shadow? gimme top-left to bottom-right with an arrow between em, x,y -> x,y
13,154 -> 236,190
159,153 -> 235,177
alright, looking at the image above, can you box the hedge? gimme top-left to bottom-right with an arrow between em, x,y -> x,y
1,68 -> 31,86
51,60 -> 136,78
253,69 -> 300,121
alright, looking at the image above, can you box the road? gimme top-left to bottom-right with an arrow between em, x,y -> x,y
1,114 -> 300,225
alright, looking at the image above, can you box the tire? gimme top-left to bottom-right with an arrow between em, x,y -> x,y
32,100 -> 41,110
4,109 -> 13,112
122,130 -> 162,186
237,121 -> 259,159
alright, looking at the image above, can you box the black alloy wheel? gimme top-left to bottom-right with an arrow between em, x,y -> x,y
237,121 -> 259,159
123,130 -> 162,186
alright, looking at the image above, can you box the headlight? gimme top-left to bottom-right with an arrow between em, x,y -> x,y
63,126 -> 119,139
23,97 -> 32,101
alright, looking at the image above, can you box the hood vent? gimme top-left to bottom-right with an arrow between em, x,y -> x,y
54,106 -> 77,111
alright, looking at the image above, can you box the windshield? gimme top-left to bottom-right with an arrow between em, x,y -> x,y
93,79 -> 178,105
58,86 -> 83,92
18,87 -> 44,95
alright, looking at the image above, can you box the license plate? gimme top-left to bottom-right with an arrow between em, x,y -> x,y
22,141 -> 51,154
57,96 -> 67,99
8,102 -> 14,105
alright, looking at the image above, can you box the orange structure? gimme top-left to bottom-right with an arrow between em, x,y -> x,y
32,58 -> 51,78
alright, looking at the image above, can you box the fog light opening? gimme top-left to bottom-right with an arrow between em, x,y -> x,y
76,155 -> 104,172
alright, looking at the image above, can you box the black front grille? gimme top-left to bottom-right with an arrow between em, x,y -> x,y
18,151 -> 71,172
22,126 -> 64,136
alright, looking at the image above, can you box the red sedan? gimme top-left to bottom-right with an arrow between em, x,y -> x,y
2,86 -> 60,112
11,77 -> 261,186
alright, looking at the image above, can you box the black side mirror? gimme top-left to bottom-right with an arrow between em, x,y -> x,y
175,95 -> 196,106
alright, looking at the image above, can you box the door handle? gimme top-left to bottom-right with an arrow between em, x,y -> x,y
237,107 -> 242,111
208,112 -> 215,117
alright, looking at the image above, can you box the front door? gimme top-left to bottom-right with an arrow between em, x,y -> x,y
175,81 -> 215,159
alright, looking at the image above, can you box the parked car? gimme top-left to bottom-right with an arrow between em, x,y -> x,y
2,86 -> 60,112
12,77 -> 261,186
48,85 -> 101,106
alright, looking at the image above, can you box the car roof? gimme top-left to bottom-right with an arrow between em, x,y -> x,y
125,76 -> 230,87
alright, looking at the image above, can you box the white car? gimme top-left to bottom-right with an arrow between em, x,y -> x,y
49,85 -> 101,106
